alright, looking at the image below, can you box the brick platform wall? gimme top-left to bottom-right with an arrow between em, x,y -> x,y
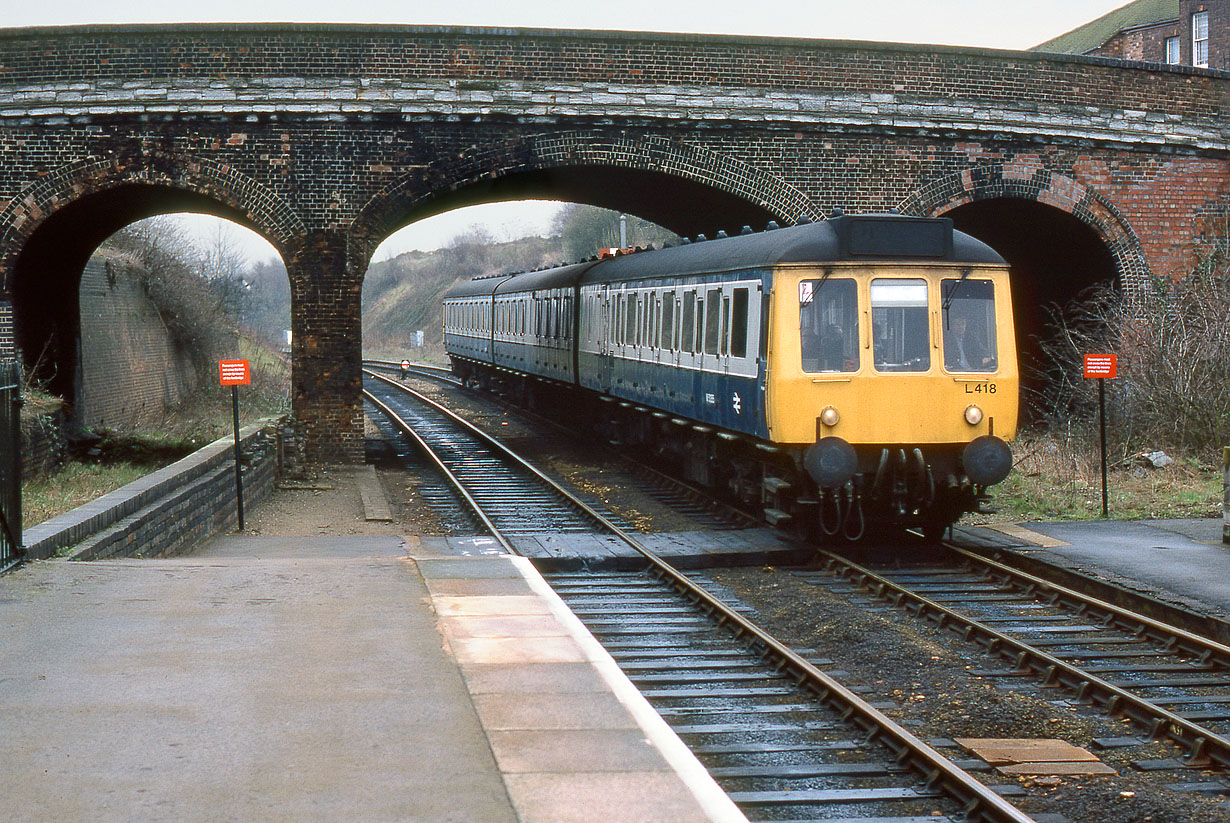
22,421 -> 281,561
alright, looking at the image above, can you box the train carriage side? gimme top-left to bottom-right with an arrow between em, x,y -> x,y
442,274 -> 506,381
576,265 -> 770,439
490,262 -> 597,387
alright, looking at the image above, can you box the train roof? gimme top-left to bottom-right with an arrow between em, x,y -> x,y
441,214 -> 1007,299
581,215 -> 1006,284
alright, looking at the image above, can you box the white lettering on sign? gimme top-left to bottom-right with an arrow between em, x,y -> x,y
1083,353 -> 1118,379
705,393 -> 716,405
219,359 -> 251,386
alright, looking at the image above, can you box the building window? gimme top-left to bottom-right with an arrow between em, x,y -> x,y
1166,36 -> 1180,64
1194,11 -> 1209,68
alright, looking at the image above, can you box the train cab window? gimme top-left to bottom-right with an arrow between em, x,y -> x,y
871,278 -> 930,372
800,278 -> 858,372
942,278 -> 997,372
704,288 -> 722,355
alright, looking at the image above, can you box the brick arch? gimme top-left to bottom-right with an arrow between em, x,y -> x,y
0,149 -> 304,285
350,131 -> 821,262
898,164 -> 1151,292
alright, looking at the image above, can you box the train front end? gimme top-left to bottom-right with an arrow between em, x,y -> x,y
765,216 -> 1017,538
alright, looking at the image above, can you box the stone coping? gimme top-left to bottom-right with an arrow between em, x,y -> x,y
21,420 -> 278,560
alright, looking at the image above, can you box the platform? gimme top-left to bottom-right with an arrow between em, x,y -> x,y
0,535 -> 745,823
958,517 -> 1230,625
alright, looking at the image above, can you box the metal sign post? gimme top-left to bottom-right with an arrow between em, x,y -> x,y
1083,354 -> 1117,518
219,359 -> 251,531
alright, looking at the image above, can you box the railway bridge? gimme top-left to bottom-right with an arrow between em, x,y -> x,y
1,23 -> 1228,462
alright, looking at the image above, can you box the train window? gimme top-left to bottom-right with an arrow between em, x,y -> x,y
649,295 -> 659,350
720,295 -> 731,356
704,289 -> 721,355
682,291 -> 697,353
871,278 -> 930,372
941,278 -> 997,372
625,293 -> 638,344
800,278 -> 858,372
731,288 -> 749,358
662,294 -> 675,351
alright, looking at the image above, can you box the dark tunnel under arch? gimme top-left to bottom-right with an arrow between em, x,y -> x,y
943,198 -> 1120,412
11,184 -> 279,406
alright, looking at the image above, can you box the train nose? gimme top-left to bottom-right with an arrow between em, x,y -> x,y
962,435 -> 1013,486
804,436 -> 858,489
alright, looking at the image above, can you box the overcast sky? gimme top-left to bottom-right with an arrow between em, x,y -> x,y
6,0 -> 1130,264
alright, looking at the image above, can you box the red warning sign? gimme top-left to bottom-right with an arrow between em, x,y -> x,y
219,359 -> 251,386
1083,353 -> 1117,379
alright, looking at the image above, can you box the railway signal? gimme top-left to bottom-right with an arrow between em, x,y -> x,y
1083,353 -> 1117,518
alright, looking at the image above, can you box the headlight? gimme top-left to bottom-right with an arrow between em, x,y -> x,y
820,406 -> 840,426
964,404 -> 984,425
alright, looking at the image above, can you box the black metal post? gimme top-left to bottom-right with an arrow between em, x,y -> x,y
1099,379 -> 1108,518
232,385 -> 244,530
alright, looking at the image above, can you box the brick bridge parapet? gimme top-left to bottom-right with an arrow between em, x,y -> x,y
2,24 -> 1229,461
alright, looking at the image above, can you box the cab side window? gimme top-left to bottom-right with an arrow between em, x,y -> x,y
800,278 -> 858,373
942,279 -> 997,372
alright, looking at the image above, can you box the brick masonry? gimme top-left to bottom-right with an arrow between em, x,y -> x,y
2,24 -> 1230,461
21,421 -> 280,561
76,251 -> 198,430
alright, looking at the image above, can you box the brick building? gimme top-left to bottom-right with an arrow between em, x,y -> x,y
1034,0 -> 1226,69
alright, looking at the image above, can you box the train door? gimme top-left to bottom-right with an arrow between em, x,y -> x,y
599,284 -> 614,392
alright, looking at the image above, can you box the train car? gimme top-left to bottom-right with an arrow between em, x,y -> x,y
443,214 -> 1017,539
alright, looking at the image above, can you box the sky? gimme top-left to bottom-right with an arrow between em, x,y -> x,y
5,0 -> 1132,265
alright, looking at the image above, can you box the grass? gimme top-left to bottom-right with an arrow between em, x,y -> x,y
22,462 -> 151,528
972,433 -> 1224,524
20,355 -> 290,530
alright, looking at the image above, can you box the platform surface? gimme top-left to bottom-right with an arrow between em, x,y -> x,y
0,536 -> 743,823
961,517 -> 1230,616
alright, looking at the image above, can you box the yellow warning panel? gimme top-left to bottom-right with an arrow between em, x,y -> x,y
983,524 -> 1070,548
955,738 -> 1117,776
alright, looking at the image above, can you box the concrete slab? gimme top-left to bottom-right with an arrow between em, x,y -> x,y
0,556 -> 515,823
1,545 -> 748,823
417,553 -> 748,823
1008,519 -> 1230,614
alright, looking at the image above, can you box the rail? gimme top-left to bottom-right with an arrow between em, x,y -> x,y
363,367 -> 1037,823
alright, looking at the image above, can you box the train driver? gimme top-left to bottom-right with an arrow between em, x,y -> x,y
944,315 -> 993,371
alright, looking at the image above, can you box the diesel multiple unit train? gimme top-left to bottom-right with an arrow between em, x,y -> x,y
442,213 -> 1017,539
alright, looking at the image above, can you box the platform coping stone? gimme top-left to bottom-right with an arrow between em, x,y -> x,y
418,553 -> 748,823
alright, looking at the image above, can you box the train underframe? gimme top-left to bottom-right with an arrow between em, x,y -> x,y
451,358 -> 991,542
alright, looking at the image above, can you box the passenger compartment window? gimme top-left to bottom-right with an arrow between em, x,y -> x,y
731,288 -> 749,358
681,291 -> 696,353
662,294 -> 675,351
704,288 -> 721,355
942,278 -> 997,372
800,278 -> 858,373
871,278 -> 930,372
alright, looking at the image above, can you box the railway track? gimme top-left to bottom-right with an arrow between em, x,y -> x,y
800,543 -> 1230,788
362,368 -> 1038,823
365,359 -> 756,532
